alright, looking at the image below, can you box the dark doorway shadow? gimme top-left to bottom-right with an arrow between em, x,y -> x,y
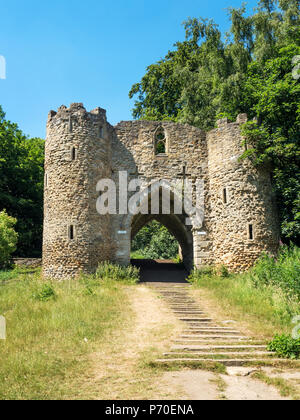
131,259 -> 189,284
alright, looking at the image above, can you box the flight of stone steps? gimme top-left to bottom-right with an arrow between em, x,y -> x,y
148,282 -> 290,367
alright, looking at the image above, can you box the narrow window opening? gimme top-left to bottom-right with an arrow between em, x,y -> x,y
156,141 -> 166,154
71,147 -> 76,161
248,224 -> 254,240
155,127 -> 166,155
45,173 -> 48,188
99,126 -> 104,138
69,225 -> 74,240
223,188 -> 227,204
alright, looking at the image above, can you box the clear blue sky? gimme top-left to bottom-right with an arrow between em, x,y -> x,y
0,0 -> 258,138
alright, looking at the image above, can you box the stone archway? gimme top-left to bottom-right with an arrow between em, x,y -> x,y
131,213 -> 194,270
119,181 -> 195,271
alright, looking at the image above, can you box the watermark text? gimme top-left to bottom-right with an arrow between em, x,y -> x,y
0,316 -> 6,340
0,56 -> 6,80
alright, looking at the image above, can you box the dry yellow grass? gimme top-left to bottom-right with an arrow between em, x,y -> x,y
69,285 -> 183,400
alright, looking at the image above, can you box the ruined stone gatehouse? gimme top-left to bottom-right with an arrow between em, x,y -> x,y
43,103 -> 279,279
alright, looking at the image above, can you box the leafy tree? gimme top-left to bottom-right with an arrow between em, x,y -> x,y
129,0 -> 300,243
0,106 -> 44,256
132,221 -> 179,259
0,210 -> 18,268
241,44 -> 300,244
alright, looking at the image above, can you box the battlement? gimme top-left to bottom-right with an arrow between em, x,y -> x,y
216,113 -> 248,128
48,103 -> 107,123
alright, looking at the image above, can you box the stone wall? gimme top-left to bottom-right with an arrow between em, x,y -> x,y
14,258 -> 42,268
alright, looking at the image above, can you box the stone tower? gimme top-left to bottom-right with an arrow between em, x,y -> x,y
205,115 -> 279,271
43,104 -> 279,279
43,103 -> 114,279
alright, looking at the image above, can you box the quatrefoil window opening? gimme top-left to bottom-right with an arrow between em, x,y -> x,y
155,128 -> 166,155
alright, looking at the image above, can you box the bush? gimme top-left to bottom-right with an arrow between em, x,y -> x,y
268,334 -> 300,360
188,266 -> 213,283
95,262 -> 140,285
249,246 -> 300,300
188,265 -> 229,283
32,283 -> 56,302
187,247 -> 300,336
0,210 -> 18,268
132,221 -> 178,260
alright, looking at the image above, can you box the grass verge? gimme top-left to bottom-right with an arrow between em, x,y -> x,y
0,267 -> 133,399
252,371 -> 300,400
188,247 -> 300,339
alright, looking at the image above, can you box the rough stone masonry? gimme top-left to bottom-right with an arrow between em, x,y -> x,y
43,103 -> 279,279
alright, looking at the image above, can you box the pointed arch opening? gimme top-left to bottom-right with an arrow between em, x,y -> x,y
126,182 -> 194,272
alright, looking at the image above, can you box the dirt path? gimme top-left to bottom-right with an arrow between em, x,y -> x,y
163,368 -> 290,400
86,284 -> 183,400
86,261 -> 299,400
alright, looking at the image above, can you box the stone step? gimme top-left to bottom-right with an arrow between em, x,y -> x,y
174,336 -> 250,342
179,318 -> 212,322
154,359 -> 288,367
154,290 -> 191,293
165,299 -> 195,302
171,344 -> 267,351
163,352 -> 274,357
185,326 -> 237,330
179,333 -> 245,339
170,308 -> 201,311
174,312 -> 205,315
152,285 -> 191,288
158,292 -> 191,294
179,324 -> 216,327
158,288 -> 189,290
169,305 -> 200,307
167,302 -> 196,305
182,329 -> 241,335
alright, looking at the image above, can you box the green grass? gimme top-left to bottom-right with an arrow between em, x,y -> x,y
252,372 -> 300,400
130,251 -> 145,260
0,266 -> 135,400
95,261 -> 140,284
188,246 -> 300,338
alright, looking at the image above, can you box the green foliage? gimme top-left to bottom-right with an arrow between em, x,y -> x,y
0,210 -> 18,268
188,264 -> 230,280
218,265 -> 230,278
188,266 -> 213,281
156,141 -> 166,154
95,262 -> 140,284
189,246 -> 300,300
32,283 -> 56,302
249,246 -> 300,299
188,246 -> 300,332
0,105 -> 44,257
0,268 -> 130,399
241,44 -> 300,243
132,221 -> 179,260
268,334 -> 300,359
129,0 -> 300,243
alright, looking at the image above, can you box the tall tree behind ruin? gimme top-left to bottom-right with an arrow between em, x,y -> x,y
129,0 -> 300,244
